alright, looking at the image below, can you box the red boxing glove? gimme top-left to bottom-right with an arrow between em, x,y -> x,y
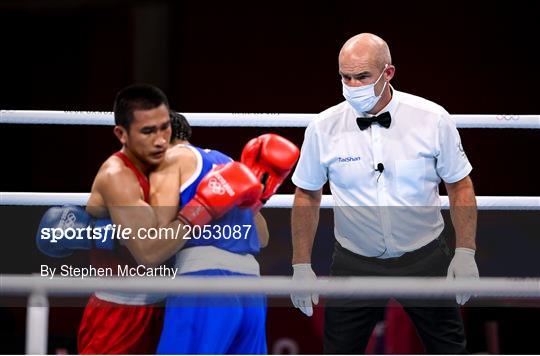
241,134 -> 300,209
178,162 -> 263,226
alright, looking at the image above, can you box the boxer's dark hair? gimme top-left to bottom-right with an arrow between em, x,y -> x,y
114,84 -> 169,129
170,111 -> 192,142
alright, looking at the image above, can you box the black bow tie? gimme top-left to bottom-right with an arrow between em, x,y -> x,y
356,111 -> 392,130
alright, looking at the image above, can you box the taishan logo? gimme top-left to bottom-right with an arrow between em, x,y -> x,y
338,156 -> 361,163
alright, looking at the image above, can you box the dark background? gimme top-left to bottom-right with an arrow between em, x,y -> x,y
0,0 -> 539,354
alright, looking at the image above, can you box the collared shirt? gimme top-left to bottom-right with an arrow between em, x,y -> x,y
292,88 -> 472,258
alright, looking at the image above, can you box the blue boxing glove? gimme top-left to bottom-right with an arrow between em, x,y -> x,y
36,205 -> 114,257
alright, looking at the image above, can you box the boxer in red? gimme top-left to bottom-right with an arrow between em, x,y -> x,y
77,84 -> 173,354
36,84 -> 264,354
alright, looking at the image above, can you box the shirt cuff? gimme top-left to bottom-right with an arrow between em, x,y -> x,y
292,174 -> 325,191
442,162 -> 473,183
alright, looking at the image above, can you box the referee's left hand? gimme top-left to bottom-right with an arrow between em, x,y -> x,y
446,248 -> 480,305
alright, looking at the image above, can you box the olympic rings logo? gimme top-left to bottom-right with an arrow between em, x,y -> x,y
61,212 -> 77,228
63,111 -> 113,115
496,115 -> 520,121
0,110 -> 15,118
208,177 -> 226,195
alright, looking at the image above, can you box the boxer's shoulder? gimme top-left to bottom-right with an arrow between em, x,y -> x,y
94,156 -> 134,181
162,144 -> 197,171
168,144 -> 196,160
93,156 -> 142,199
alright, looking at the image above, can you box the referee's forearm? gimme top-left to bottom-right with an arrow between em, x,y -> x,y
447,178 -> 477,250
291,188 -> 322,264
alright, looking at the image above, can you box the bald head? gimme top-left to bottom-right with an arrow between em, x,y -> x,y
339,33 -> 392,71
338,33 -> 395,114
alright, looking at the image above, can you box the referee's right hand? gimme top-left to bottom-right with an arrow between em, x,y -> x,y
290,264 -> 319,316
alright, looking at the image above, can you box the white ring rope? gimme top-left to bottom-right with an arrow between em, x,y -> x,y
1,192 -> 539,210
1,111 -> 539,129
7,275 -> 539,354
1,275 -> 539,298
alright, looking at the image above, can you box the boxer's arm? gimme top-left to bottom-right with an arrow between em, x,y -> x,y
150,146 -> 197,226
98,168 -> 187,267
149,152 -> 182,227
255,212 -> 269,248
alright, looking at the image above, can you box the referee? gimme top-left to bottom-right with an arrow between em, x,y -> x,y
290,33 -> 479,354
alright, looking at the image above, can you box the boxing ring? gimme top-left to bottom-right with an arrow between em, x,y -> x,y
1,111 -> 539,354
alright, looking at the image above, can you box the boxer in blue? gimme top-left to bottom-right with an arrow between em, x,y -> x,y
152,112 -> 299,354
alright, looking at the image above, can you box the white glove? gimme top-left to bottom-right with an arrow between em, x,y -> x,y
447,248 -> 480,305
290,264 -> 319,316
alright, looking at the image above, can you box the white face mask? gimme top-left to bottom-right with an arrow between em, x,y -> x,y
342,64 -> 388,114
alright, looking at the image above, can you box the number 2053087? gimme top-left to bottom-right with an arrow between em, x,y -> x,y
181,224 -> 252,240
